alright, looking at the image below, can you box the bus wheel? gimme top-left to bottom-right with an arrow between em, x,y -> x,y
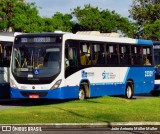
78,86 -> 86,100
125,83 -> 133,99
150,90 -> 160,96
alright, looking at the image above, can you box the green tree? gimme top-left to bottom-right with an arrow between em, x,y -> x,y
0,0 -> 44,32
129,0 -> 160,40
143,19 -> 160,40
51,12 -> 73,32
42,17 -> 54,32
72,4 -> 136,37
42,12 -> 74,32
72,5 -> 102,31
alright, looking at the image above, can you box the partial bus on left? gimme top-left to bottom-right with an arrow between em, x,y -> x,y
0,32 -> 22,99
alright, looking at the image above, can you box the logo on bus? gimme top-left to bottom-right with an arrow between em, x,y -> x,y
102,71 -> 116,79
82,70 -> 87,78
81,70 -> 94,78
102,71 -> 109,79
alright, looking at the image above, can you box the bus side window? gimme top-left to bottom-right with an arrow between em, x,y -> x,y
0,43 -> 12,67
92,44 -> 105,65
106,45 -> 118,65
80,53 -> 88,65
131,46 -> 143,65
143,47 -> 152,65
120,45 -> 131,65
80,43 -> 90,65
65,47 -> 77,67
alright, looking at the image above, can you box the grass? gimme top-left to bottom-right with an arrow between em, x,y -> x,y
0,96 -> 159,124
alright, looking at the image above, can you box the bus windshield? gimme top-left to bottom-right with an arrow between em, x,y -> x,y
11,36 -> 62,84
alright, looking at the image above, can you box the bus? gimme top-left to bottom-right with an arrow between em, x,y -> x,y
10,31 -> 155,99
152,41 -> 160,96
0,32 -> 21,98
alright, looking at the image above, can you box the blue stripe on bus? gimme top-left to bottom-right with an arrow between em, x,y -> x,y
10,82 -> 154,100
10,85 -> 125,99
136,39 -> 153,45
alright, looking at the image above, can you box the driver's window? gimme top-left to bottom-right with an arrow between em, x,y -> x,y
65,42 -> 77,68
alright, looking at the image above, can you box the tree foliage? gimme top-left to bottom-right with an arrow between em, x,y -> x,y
11,1 -> 44,32
42,12 -> 74,32
72,4 -> 136,37
0,0 -> 44,32
0,0 -> 74,33
2,0 -> 158,40
51,12 -> 73,32
129,0 -> 160,40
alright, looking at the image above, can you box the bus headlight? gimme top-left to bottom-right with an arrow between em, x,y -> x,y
10,79 -> 18,89
50,79 -> 62,90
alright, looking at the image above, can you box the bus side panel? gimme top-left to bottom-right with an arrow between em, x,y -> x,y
125,67 -> 154,94
58,86 -> 79,99
143,67 -> 155,92
65,67 -> 128,97
89,84 -> 125,97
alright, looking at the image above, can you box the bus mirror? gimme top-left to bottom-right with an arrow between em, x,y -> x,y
109,46 -> 113,53
82,45 -> 87,53
68,48 -> 73,60
147,48 -> 150,54
143,48 -> 147,55
134,47 -> 137,53
94,45 -> 100,52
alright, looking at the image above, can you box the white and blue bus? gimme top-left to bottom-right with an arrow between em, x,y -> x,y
152,41 -> 160,96
10,31 -> 155,99
0,32 -> 21,98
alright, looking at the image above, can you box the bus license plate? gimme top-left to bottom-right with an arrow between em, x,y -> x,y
29,94 -> 39,98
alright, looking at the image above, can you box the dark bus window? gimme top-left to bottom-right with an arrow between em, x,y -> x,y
91,43 -> 105,65
106,44 -> 119,65
143,47 -> 152,65
65,42 -> 77,68
80,42 -> 91,65
131,46 -> 143,65
119,45 -> 131,65
0,42 -> 12,67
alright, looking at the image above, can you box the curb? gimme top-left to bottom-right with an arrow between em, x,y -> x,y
1,123 -> 160,132
1,122 -> 160,128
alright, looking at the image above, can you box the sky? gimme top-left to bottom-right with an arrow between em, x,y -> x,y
26,0 -> 133,18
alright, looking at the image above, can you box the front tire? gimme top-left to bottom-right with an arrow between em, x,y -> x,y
125,83 -> 133,99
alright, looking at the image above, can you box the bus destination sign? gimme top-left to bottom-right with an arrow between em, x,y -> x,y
20,37 -> 56,43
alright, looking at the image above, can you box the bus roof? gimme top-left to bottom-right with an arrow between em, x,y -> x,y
15,31 -> 153,45
64,32 -> 153,45
0,32 -> 22,42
